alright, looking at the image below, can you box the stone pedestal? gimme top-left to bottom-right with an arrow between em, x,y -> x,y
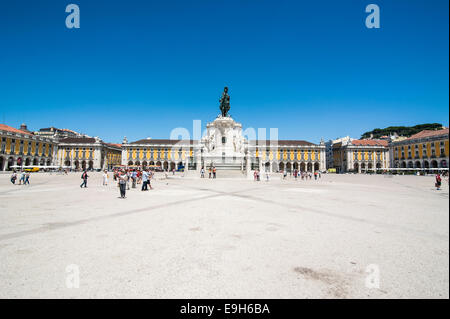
201,116 -> 246,171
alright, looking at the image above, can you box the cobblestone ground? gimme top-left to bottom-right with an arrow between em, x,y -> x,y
0,172 -> 448,298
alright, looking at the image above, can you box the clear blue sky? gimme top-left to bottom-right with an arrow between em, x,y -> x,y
0,0 -> 448,143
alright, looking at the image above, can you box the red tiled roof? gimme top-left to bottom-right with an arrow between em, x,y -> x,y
59,137 -> 97,144
0,124 -> 33,136
106,143 -> 122,148
406,128 -> 449,141
351,139 -> 388,147
250,140 -> 316,146
130,139 -> 196,145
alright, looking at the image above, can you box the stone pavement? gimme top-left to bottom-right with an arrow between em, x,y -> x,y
0,172 -> 448,298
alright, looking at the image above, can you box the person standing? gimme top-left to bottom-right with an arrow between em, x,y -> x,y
119,171 -> 127,198
148,170 -> 154,190
80,170 -> 88,188
435,173 -> 442,190
137,170 -> 142,184
142,170 -> 149,191
209,167 -> 212,179
102,170 -> 108,186
200,167 -> 205,178
126,170 -> 131,190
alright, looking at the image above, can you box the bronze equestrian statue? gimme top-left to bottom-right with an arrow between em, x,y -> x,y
219,87 -> 230,117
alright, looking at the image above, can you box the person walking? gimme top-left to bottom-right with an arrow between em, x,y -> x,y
119,171 -> 127,198
80,170 -> 88,188
213,166 -> 217,179
283,169 -> 287,180
209,167 -> 212,179
200,167 -> 205,178
435,173 -> 442,190
19,171 -> 25,185
131,170 -> 137,188
24,172 -> 30,185
11,171 -> 17,184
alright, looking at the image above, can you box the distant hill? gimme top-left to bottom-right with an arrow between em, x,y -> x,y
361,123 -> 443,139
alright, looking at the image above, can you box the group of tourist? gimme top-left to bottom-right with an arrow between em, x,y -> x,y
250,169 -> 322,182
77,168 -> 156,199
10,171 -> 31,185
113,168 -> 155,198
200,167 -> 217,179
290,170 -> 321,180
9,167 -> 448,195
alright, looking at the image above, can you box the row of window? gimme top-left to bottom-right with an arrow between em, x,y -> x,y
398,148 -> 446,158
394,141 -> 445,152
258,150 -> 319,155
0,138 -> 52,156
131,148 -> 192,152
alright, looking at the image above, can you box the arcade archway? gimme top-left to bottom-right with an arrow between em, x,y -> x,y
7,157 -> 14,170
300,162 -> 306,172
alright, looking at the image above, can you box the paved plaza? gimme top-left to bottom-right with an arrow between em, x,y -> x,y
0,172 -> 448,298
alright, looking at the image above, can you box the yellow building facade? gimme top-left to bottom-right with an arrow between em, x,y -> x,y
56,137 -> 122,170
0,124 -> 56,171
332,139 -> 390,173
390,128 -> 449,169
